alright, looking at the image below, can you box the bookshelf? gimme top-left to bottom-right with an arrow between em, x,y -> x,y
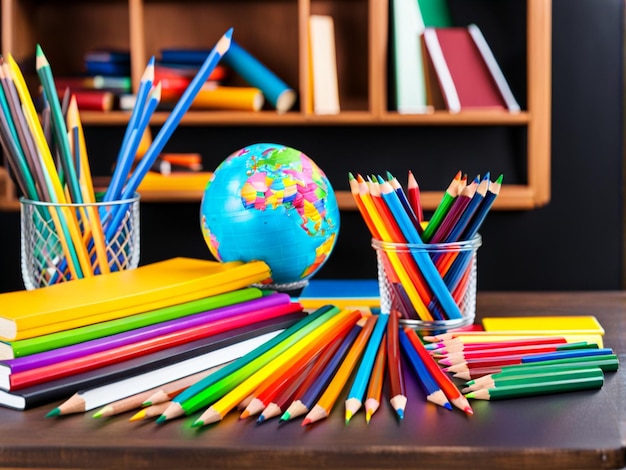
0,0 -> 551,212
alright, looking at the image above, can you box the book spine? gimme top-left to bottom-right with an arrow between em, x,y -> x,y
423,28 -> 461,113
190,86 -> 264,111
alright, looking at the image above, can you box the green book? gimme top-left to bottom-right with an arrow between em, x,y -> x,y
0,287 -> 263,359
417,0 -> 453,27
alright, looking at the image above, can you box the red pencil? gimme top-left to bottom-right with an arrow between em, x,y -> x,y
403,327 -> 473,414
430,336 -> 569,355
406,170 -> 423,225
387,310 -> 407,419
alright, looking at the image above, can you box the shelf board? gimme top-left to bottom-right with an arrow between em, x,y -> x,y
79,110 -> 530,126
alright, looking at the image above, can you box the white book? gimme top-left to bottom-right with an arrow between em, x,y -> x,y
391,0 -> 430,113
309,15 -> 340,115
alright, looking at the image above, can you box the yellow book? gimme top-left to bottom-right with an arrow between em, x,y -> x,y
481,316 -> 605,335
0,258 -> 270,341
190,85 -> 264,111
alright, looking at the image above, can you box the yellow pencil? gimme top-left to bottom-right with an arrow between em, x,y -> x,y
192,308 -> 363,427
302,315 -> 378,426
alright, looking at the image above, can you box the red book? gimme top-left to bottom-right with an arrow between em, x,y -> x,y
56,89 -> 115,111
422,24 -> 520,113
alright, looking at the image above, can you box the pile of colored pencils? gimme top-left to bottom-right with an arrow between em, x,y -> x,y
348,171 -> 501,322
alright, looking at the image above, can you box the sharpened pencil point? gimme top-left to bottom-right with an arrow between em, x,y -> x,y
191,419 -> 204,428
142,401 -> 152,407
464,406 -> 474,415
239,410 -> 250,419
301,418 -> 312,426
444,403 -> 453,410
279,412 -> 291,422
45,408 -> 60,418
129,410 -> 147,422
155,415 -> 167,424
345,410 -> 353,424
92,409 -> 104,419
256,415 -> 266,424
395,409 -> 404,420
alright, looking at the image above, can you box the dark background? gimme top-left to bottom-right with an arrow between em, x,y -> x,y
0,0 -> 623,293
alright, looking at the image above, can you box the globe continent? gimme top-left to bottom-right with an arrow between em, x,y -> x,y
200,143 -> 340,288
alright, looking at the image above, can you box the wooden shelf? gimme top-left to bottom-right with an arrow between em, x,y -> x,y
0,0 -> 551,212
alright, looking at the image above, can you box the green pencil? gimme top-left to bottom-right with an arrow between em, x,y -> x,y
462,367 -> 604,393
421,170 -> 462,242
465,375 -> 604,400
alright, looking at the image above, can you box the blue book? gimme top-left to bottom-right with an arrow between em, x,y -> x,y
296,279 -> 380,309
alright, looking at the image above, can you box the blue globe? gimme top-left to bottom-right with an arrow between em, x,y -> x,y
200,143 -> 340,289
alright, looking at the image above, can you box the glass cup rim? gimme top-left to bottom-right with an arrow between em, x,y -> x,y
371,233 -> 482,251
19,192 -> 141,208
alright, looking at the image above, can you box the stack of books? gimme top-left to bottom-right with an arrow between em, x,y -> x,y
0,257 -> 306,410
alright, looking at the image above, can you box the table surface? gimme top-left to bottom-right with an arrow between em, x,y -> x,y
0,291 -> 624,470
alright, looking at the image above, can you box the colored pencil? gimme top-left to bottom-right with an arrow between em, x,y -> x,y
364,333 -> 387,424
428,175 -> 477,244
406,170 -> 423,225
241,315 -> 356,419
428,336 -> 569,355
158,305 -> 342,423
386,172 -> 420,232
120,29 -> 232,201
379,180 -> 463,320
421,170 -> 462,242
129,401 -> 170,422
279,322 -> 363,423
438,341 -> 595,366
461,367 -> 605,393
104,56 -> 155,202
403,327 -> 472,414
44,320 -> 294,416
464,375 -> 604,400
452,354 -> 619,381
443,347 -> 612,375
344,313 -> 389,423
398,327 -> 451,410
192,309 -> 363,427
303,316 -> 377,426
386,310 -> 407,419
92,363 -> 228,418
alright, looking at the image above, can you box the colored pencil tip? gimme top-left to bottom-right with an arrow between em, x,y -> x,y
465,392 -> 476,399
142,401 -> 152,406
129,410 -> 147,422
345,410 -> 353,424
444,403 -> 453,411
279,412 -> 291,422
395,409 -> 404,420
239,410 -> 250,420
92,409 -> 104,419
256,415 -> 266,424
365,411 -> 372,424
155,415 -> 167,424
45,408 -> 60,418
191,419 -> 204,428
301,418 -> 312,427
463,406 -> 474,415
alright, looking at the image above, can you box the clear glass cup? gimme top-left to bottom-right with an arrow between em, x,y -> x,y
372,234 -> 481,332
20,194 -> 140,289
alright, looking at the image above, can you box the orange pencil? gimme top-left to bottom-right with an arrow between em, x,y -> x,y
302,316 -> 378,426
364,333 -> 387,423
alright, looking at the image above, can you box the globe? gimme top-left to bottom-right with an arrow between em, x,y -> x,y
200,143 -> 340,289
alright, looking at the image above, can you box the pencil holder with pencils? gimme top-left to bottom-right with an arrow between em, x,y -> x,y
372,234 -> 481,332
20,194 -> 140,289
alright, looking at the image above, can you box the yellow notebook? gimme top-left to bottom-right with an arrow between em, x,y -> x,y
481,316 -> 605,335
0,258 -> 270,341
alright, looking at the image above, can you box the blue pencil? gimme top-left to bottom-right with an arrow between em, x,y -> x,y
379,180 -> 462,320
344,313 -> 389,423
522,348 -> 614,364
280,323 -> 361,422
399,327 -> 452,409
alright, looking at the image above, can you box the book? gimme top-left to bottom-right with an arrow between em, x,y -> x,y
0,311 -> 306,410
57,89 -> 115,111
0,257 -> 271,341
136,171 -> 213,193
296,279 -> 380,309
53,75 -> 132,93
308,15 -> 340,115
0,288 -> 264,360
422,24 -> 520,113
0,298 -> 303,390
417,0 -> 453,27
390,0 -> 431,114
189,85 -> 264,111
481,316 -> 605,335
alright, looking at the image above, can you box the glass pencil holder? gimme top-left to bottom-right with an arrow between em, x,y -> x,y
20,194 -> 141,290
372,234 -> 481,333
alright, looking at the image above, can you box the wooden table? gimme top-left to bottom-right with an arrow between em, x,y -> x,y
0,292 -> 624,469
